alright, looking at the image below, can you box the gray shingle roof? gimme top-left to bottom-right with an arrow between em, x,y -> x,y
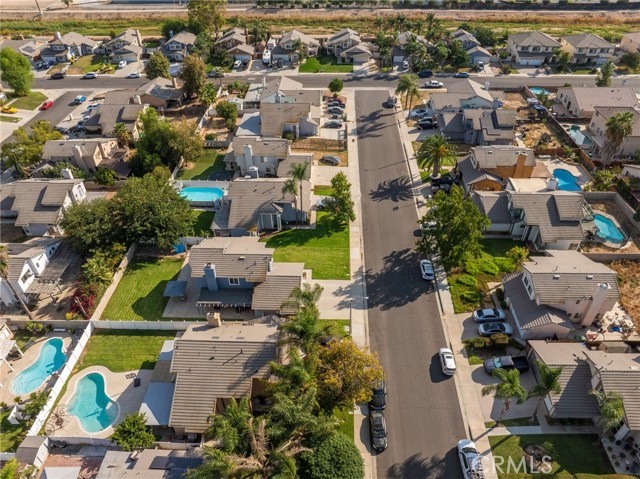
252,262 -> 304,313
327,28 -> 361,47
2,237 -> 61,282
42,138 -> 114,160
509,31 -> 561,48
556,87 -> 638,114
458,156 -> 503,187
15,436 -> 47,464
137,77 -> 184,101
561,33 -> 614,49
232,136 -> 290,157
471,191 -> 512,224
472,146 -> 535,168
279,29 -> 319,47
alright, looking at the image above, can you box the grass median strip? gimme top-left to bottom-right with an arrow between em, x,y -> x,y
8,91 -> 48,110
0,115 -> 21,123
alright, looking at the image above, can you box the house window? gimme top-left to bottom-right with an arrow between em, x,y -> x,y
574,312 -> 582,319
20,270 -> 33,283
228,278 -> 240,285
576,299 -> 581,305
532,46 -> 540,52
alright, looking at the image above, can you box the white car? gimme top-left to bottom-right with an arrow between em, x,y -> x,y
419,259 -> 435,281
83,72 -> 98,79
402,60 -> 410,70
439,348 -> 456,376
233,60 -> 242,69
424,80 -> 444,89
117,60 -> 127,69
126,72 -> 141,79
458,439 -> 484,479
409,108 -> 430,119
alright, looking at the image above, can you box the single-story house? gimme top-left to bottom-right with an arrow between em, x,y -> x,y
467,46 -> 495,65
428,79 -> 500,113
136,77 -> 186,108
244,77 -> 322,109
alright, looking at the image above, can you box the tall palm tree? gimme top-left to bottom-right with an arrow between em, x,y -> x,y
281,178 -> 298,225
287,162 -> 309,223
288,283 -> 323,311
424,13 -> 444,43
589,389 -> 625,438
270,348 -> 315,394
527,361 -> 562,422
0,245 -> 34,319
373,16 -> 385,34
250,20 -> 267,47
280,308 -> 332,359
417,134 -> 456,178
113,122 -> 130,148
395,73 -> 420,110
602,111 -> 634,164
482,368 -> 528,426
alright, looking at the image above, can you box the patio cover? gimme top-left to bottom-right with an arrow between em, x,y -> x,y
0,338 -> 17,362
139,382 -> 175,426
163,281 -> 188,298
43,467 -> 82,479
197,288 -> 253,307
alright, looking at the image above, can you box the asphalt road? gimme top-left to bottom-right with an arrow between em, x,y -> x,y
355,90 -> 465,479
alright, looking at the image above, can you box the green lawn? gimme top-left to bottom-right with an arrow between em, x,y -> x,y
321,319 -> 351,337
101,257 -> 184,321
264,211 -> 350,280
299,55 -> 352,73
70,54 -> 112,74
334,408 -> 354,441
0,410 -> 26,452
76,330 -> 176,372
313,185 -> 333,196
178,152 -> 226,180
0,115 -> 21,123
8,91 -> 48,110
489,434 -> 623,478
192,210 -> 215,237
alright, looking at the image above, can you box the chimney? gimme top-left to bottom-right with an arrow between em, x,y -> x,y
267,259 -> 273,272
55,32 -> 62,41
207,312 -> 222,328
61,167 -> 74,180
203,263 -> 218,291
248,166 -> 259,179
484,81 -> 490,91
243,144 -> 253,172
169,30 -> 174,39
172,77 -> 178,89
133,94 -> 142,105
581,283 -> 611,327
72,144 -> 88,171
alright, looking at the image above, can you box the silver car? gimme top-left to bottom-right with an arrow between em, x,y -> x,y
473,308 -> 507,323
478,322 -> 513,337
420,259 -> 435,281
439,348 -> 456,376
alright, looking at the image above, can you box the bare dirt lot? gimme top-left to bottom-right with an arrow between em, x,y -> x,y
518,123 -> 563,149
609,261 -> 640,326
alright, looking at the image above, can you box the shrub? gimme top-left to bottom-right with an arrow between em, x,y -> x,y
491,333 -> 509,346
204,133 -> 217,141
93,167 -> 117,187
225,117 -> 236,132
25,321 -> 46,335
455,274 -> 477,287
282,131 -> 296,141
495,287 -> 504,301
500,300 -> 508,309
460,290 -> 482,304
69,282 -> 100,318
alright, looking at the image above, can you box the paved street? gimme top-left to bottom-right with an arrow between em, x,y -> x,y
356,90 -> 465,478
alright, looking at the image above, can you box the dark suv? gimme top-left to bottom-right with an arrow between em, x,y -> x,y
50,72 -> 66,80
369,379 -> 387,410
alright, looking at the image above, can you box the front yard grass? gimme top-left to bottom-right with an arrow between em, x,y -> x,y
489,434 -> 623,478
313,185 -> 333,196
264,211 -> 350,280
191,210 -> 215,237
7,91 -> 48,110
299,54 -> 352,73
178,151 -> 226,180
321,319 -> 351,337
0,410 -> 26,452
67,54 -> 113,74
101,256 -> 184,321
334,407 -> 354,441
0,115 -> 21,123
76,330 -> 176,372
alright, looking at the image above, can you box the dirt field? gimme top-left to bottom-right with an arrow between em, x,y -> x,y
502,93 -> 527,110
292,138 -> 348,166
609,261 -> 640,326
517,123 -> 563,149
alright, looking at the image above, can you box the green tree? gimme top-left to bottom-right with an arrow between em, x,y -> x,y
1,120 -> 62,173
506,245 -> 529,271
589,389 -> 625,438
528,361 -> 562,422
282,178 -> 299,223
288,162 -> 310,223
179,54 -> 207,98
416,185 -> 490,271
61,0 -> 72,7
556,50 -> 572,72
0,48 -> 33,96
110,412 -> 155,451
0,245 -> 34,319
162,19 -> 188,39
481,368 -> 528,426
424,12 -> 444,42
449,39 -> 470,68
536,91 -> 553,109
114,122 -> 130,148
210,47 -> 233,68
395,73 -> 420,110
216,100 -> 238,122
40,161 -> 85,179
301,433 -> 364,479
433,41 -> 450,68
596,60 -> 614,87
188,0 -> 226,37
144,51 -> 170,80
416,134 -> 456,177
280,308 -> 331,360
249,20 -> 268,46
194,31 -> 214,63
170,118 -> 204,164
620,52 -> 640,70
82,253 -> 114,286
0,459 -> 18,479
602,111 -> 634,164
328,78 -> 344,97
473,25 -> 498,47
61,198 -> 118,254
93,167 -> 117,186
325,171 -> 356,226
199,83 -> 219,106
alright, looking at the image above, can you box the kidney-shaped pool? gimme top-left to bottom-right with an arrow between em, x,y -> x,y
69,372 -> 119,433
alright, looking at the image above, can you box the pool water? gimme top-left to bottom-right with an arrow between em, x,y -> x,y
594,214 -> 625,244
552,168 -> 581,192
69,372 -> 119,433
12,338 -> 66,395
180,186 -> 224,203
530,87 -> 550,95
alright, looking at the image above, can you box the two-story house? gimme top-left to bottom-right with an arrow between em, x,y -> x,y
620,32 -> 640,54
0,177 -> 86,236
325,28 -> 371,65
588,105 -> 640,160
243,77 -> 322,110
259,100 -> 320,138
228,137 -> 313,178
271,30 -> 319,63
429,79 -> 499,113
215,27 -> 255,63
41,138 -> 130,178
40,31 -> 99,64
160,31 -> 196,62
444,108 -> 516,145
99,28 -> 143,64
83,91 -> 147,139
555,87 -> 638,119
560,34 -> 615,66
391,31 -> 430,64
451,29 -> 481,50
507,31 -> 561,66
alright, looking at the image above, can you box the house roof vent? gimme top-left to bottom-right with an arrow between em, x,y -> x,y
553,274 -> 560,279
586,275 -> 594,279
239,256 -> 246,260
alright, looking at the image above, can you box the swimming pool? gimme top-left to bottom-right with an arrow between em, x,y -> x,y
594,214 -> 625,244
553,168 -> 581,191
179,186 -> 224,203
11,338 -> 66,395
69,372 -> 119,433
530,87 -> 550,96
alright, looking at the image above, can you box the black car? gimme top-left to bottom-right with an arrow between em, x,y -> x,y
369,379 -> 386,410
324,120 -> 343,129
327,100 -> 345,108
369,410 -> 388,452
418,70 -> 434,78
417,119 -> 437,129
320,155 -> 341,166
431,175 -> 454,186
50,72 -> 65,79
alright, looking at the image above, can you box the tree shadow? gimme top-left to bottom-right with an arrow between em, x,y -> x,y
369,176 -> 417,203
386,448 -> 462,479
356,108 -> 397,139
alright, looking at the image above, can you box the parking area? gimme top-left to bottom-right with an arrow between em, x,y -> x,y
55,95 -> 103,134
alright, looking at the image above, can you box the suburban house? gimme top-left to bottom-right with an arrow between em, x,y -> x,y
95,450 -> 203,479
216,27 -> 255,62
428,79 -> 500,113
259,101 -> 320,138
83,92 -> 147,139
184,237 -> 304,317
18,40 -> 47,62
271,30 -> 320,63
228,136 -> 313,178
213,178 -> 310,236
41,138 -> 130,178
392,31 -> 430,64
160,31 -> 196,61
325,28 -> 371,64
99,28 -> 143,63
555,87 -> 639,119
441,108 -> 516,145
507,31 -> 561,66
167,318 -> 281,436
467,46 -> 495,66
244,77 -> 322,109
622,163 -> 640,180
40,31 -> 99,64
588,106 -> 640,159
451,29 -> 481,50
560,34 -> 615,65
0,178 -> 86,236
620,32 -> 640,53
136,77 -> 186,109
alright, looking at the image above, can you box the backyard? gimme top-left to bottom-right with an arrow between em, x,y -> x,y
7,91 -> 48,110
299,54 -> 352,73
101,256 -> 184,321
265,211 -> 350,280
178,151 -> 226,180
0,410 -> 26,452
192,210 -> 215,237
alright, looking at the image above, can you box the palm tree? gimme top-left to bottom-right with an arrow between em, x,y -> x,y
601,111 -> 634,164
0,245 -> 34,319
250,20 -> 267,47
270,348 -> 315,394
280,308 -> 332,359
395,73 -> 420,110
287,162 -> 309,223
482,368 -> 528,426
281,178 -> 298,224
403,34 -> 425,71
373,16 -> 386,34
292,39 -> 305,63
425,13 -> 444,43
527,361 -> 562,422
506,245 -> 529,271
417,134 -> 456,178
199,83 -> 218,107
589,389 -> 625,438
113,122 -> 130,148
287,283 -> 323,311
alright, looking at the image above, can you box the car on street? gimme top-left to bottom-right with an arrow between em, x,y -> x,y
83,72 -> 98,79
1,106 -> 17,114
369,379 -> 387,410
418,70 -> 434,78
420,259 -> 435,281
439,348 -> 457,376
40,100 -> 53,110
369,410 -> 388,452
386,96 -> 398,108
74,95 -> 87,104
324,120 -> 343,129
478,322 -> 513,337
453,72 -> 470,78
409,108 -> 430,119
458,439 -> 484,479
417,118 -> 437,129
50,72 -> 65,79
127,72 -> 142,79
327,106 -> 344,115
86,102 -> 100,110
483,356 -> 530,375
55,126 -> 69,134
327,99 -> 345,108
402,60 -> 410,70
117,60 -> 127,69
233,60 -> 242,69
320,155 -> 341,166
473,308 -> 507,323
424,80 -> 444,89
207,69 -> 224,78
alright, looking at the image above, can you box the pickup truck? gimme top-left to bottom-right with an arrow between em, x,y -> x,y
483,355 -> 530,375
74,95 -> 87,105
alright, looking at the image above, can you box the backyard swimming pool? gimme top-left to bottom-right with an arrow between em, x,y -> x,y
594,214 -> 625,244
553,168 -> 581,191
69,372 -> 119,433
530,87 -> 550,96
11,338 -> 66,395
179,186 -> 224,204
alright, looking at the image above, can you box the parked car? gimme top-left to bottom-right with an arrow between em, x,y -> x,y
369,379 -> 387,410
127,72 -> 142,79
40,100 -> 53,110
409,108 -> 430,119
262,50 -> 271,65
478,322 -> 513,337
483,356 -> 530,375
439,348 -> 457,376
369,410 -> 388,452
420,259 -> 435,281
327,100 -> 345,108
458,439 -> 484,479
69,125 -> 85,133
83,72 -> 98,79
50,72 -> 65,79
207,69 -> 224,78
74,95 -> 87,105
117,60 -> 127,69
44,61 -> 54,69
417,119 -> 437,129
316,198 -> 328,209
477,61 -> 485,71
86,102 -> 100,110
327,106 -> 344,115
324,120 -> 343,129
320,155 -> 341,166
55,126 -> 69,134
424,80 -> 444,89
1,106 -> 17,114
473,308 -> 507,323
402,60 -> 410,70
386,96 -> 398,108
453,72 -> 470,78
35,61 -> 47,70
418,70 -> 434,78
233,60 -> 242,69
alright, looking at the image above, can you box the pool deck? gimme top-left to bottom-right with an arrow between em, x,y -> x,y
52,366 -> 152,438
0,334 -> 73,405
543,158 -> 592,188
